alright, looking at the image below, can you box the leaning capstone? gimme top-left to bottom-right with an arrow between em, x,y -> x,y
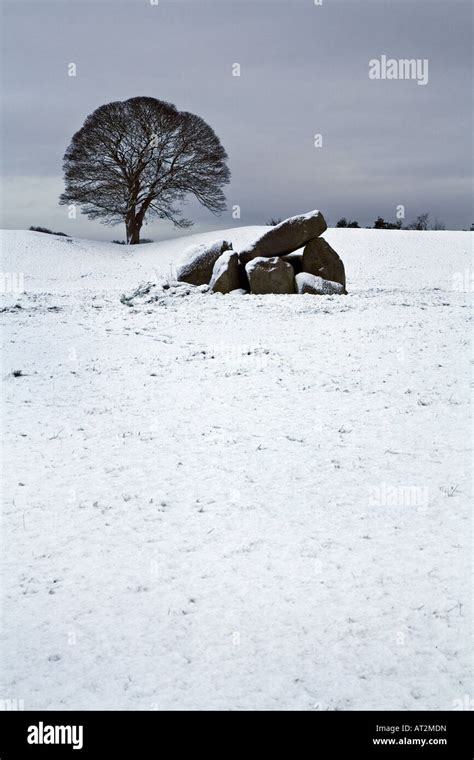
209,251 -> 240,294
302,237 -> 346,291
177,239 -> 233,285
295,272 -> 345,295
245,256 -> 295,294
239,209 -> 327,263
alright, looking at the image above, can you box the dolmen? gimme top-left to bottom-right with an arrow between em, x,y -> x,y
176,209 -> 347,295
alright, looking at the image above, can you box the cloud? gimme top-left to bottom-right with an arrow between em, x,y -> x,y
1,0 -> 472,237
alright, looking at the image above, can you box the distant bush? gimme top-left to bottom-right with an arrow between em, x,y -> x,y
267,218 -> 283,226
336,218 -> 360,228
373,217 -> 402,230
30,226 -> 52,234
112,238 -> 153,245
373,213 -> 450,231
30,226 -> 69,237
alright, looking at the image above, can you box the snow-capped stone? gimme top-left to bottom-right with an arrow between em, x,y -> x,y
209,250 -> 240,294
245,256 -> 295,294
302,237 -> 346,291
228,288 -> 248,295
239,209 -> 327,263
295,272 -> 345,295
177,239 -> 233,285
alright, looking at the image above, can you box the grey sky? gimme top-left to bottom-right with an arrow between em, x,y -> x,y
1,0 -> 472,239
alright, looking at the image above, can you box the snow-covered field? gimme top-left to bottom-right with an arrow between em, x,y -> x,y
1,226 -> 472,711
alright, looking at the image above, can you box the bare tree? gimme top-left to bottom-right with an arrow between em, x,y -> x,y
408,213 -> 430,231
59,97 -> 230,244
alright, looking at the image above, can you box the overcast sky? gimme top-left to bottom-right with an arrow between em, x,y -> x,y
0,0 -> 472,240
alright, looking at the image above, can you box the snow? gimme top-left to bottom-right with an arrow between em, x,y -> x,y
1,226 -> 472,710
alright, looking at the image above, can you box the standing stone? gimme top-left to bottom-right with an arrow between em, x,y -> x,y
295,272 -> 345,295
209,251 -> 240,294
302,237 -> 346,291
281,251 -> 303,275
245,256 -> 295,294
177,239 -> 233,285
239,209 -> 327,263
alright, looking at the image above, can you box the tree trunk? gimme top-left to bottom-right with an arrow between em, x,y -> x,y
125,218 -> 141,245
125,180 -> 142,245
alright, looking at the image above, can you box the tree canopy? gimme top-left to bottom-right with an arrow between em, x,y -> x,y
60,97 -> 231,244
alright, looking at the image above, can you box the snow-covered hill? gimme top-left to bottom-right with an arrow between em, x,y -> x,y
1,226 -> 471,293
0,226 -> 472,710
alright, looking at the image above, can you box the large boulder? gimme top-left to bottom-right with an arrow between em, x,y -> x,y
302,237 -> 346,291
281,251 -> 303,275
295,272 -> 345,295
177,239 -> 233,285
209,251 -> 240,294
239,209 -> 327,263
245,256 -> 295,294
